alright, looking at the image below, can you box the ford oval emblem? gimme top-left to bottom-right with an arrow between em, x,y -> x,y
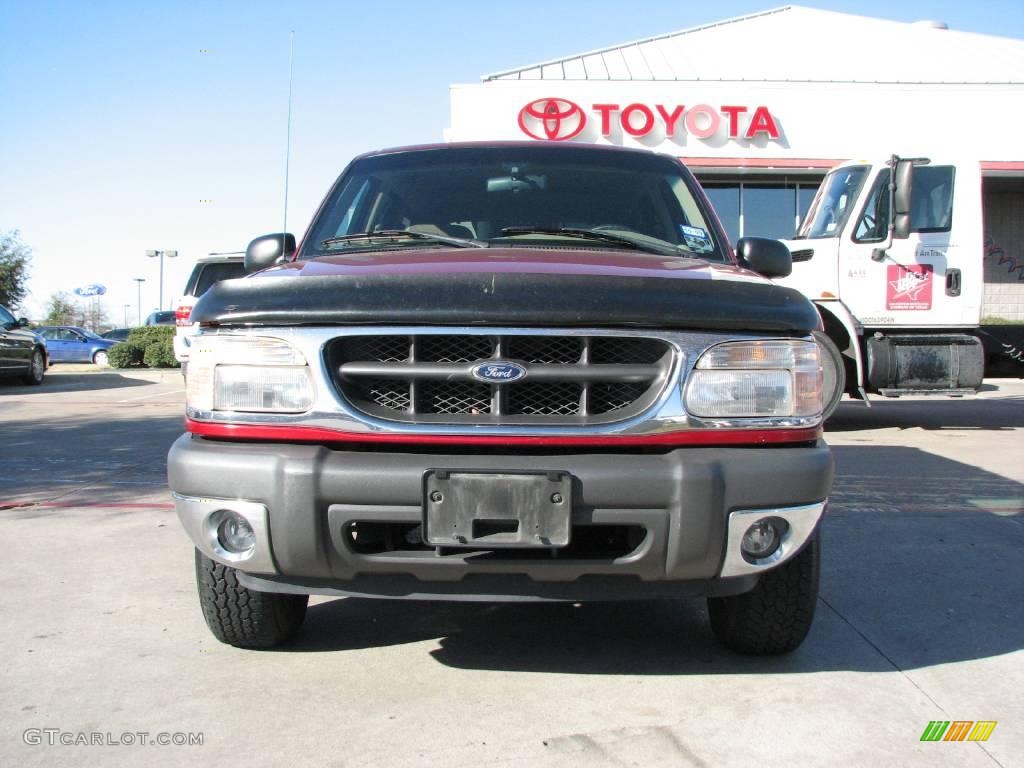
471,362 -> 527,383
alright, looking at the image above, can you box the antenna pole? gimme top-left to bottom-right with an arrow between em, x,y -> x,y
282,30 -> 295,252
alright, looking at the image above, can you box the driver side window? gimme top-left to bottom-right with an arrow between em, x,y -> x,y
853,171 -> 890,243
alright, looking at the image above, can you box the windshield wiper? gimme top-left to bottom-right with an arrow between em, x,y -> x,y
321,229 -> 488,250
499,227 -> 679,256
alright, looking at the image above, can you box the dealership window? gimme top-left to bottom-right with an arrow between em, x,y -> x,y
704,187 -> 739,243
701,178 -> 822,244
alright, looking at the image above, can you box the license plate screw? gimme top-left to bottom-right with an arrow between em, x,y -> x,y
429,491 -> 444,503
551,493 -> 563,504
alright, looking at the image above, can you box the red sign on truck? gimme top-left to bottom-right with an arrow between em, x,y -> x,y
886,264 -> 933,310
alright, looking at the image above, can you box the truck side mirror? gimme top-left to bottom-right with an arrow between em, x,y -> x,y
245,233 -> 296,274
735,237 -> 792,278
892,159 -> 914,240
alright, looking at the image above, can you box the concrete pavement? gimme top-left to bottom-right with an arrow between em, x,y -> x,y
0,373 -> 1020,767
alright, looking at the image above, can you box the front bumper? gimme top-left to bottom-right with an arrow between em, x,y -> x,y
168,434 -> 832,600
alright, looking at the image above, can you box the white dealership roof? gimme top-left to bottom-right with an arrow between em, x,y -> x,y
483,5 -> 1024,84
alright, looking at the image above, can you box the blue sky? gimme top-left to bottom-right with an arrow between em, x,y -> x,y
2,0 -> 1022,322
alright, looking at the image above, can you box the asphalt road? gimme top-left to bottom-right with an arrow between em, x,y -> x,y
1,371 -> 1021,767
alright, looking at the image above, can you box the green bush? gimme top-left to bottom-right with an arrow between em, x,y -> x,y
127,325 -> 175,347
108,342 -> 144,368
143,338 -> 178,368
108,325 -> 180,368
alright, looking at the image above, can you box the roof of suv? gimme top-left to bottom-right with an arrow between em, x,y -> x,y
195,252 -> 243,264
351,140 -> 674,163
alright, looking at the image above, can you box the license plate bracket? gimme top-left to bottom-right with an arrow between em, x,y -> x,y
423,470 -> 571,548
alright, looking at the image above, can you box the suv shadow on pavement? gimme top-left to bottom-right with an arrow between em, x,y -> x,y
278,444 -> 1022,676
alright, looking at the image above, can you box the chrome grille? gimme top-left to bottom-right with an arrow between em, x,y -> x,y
508,381 -> 583,416
419,380 -> 492,415
505,335 -> 583,364
329,333 -> 673,425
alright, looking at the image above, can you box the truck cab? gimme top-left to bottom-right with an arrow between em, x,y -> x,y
777,156 -> 985,411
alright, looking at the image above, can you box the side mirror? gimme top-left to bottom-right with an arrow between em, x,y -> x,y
892,159 -> 914,240
17,317 -> 29,327
735,237 -> 793,278
245,233 -> 296,274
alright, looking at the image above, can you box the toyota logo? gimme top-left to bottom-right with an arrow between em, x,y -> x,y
517,98 -> 586,141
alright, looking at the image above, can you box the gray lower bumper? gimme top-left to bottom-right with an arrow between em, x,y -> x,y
168,434 -> 832,599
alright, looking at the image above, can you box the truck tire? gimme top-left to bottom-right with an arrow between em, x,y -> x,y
194,550 -> 308,648
707,532 -> 820,655
813,331 -> 845,421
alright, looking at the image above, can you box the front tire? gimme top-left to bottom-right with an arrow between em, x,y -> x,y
22,349 -> 45,385
194,550 -> 308,648
707,532 -> 820,655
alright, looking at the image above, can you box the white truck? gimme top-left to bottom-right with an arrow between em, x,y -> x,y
777,155 -> 986,416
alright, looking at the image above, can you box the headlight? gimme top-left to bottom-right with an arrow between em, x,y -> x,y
186,335 -> 314,414
684,340 -> 822,420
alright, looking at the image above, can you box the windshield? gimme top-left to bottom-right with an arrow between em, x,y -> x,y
304,146 -> 727,262
795,165 -> 868,239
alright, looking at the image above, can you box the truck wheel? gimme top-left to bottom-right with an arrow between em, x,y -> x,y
707,532 -> 820,655
194,550 -> 308,648
813,331 -> 845,421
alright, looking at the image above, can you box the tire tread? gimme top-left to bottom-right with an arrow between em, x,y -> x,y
708,533 -> 820,655
194,550 -> 307,648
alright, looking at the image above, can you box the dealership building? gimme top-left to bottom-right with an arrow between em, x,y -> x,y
446,5 -> 1024,320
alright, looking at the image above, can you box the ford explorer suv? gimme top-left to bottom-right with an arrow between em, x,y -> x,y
168,143 -> 833,654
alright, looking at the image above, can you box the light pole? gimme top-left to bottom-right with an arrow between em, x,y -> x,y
146,249 -> 178,311
123,304 -> 130,327
133,277 -> 145,325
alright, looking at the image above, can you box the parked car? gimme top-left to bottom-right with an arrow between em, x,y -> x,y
173,253 -> 246,365
170,142 -> 833,654
102,328 -> 133,342
145,311 -> 176,326
0,304 -> 46,384
36,326 -> 117,366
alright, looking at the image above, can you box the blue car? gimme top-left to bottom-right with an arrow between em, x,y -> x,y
36,326 -> 118,366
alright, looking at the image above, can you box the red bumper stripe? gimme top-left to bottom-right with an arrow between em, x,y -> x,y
184,417 -> 821,447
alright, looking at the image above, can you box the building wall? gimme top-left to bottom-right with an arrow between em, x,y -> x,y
983,179 -> 1024,322
448,81 -> 1024,162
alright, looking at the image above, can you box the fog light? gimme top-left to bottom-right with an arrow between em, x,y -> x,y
741,518 -> 785,559
216,512 -> 256,555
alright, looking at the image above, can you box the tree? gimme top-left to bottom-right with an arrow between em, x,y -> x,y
0,230 -> 32,309
44,292 -> 78,326
82,299 -> 109,331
